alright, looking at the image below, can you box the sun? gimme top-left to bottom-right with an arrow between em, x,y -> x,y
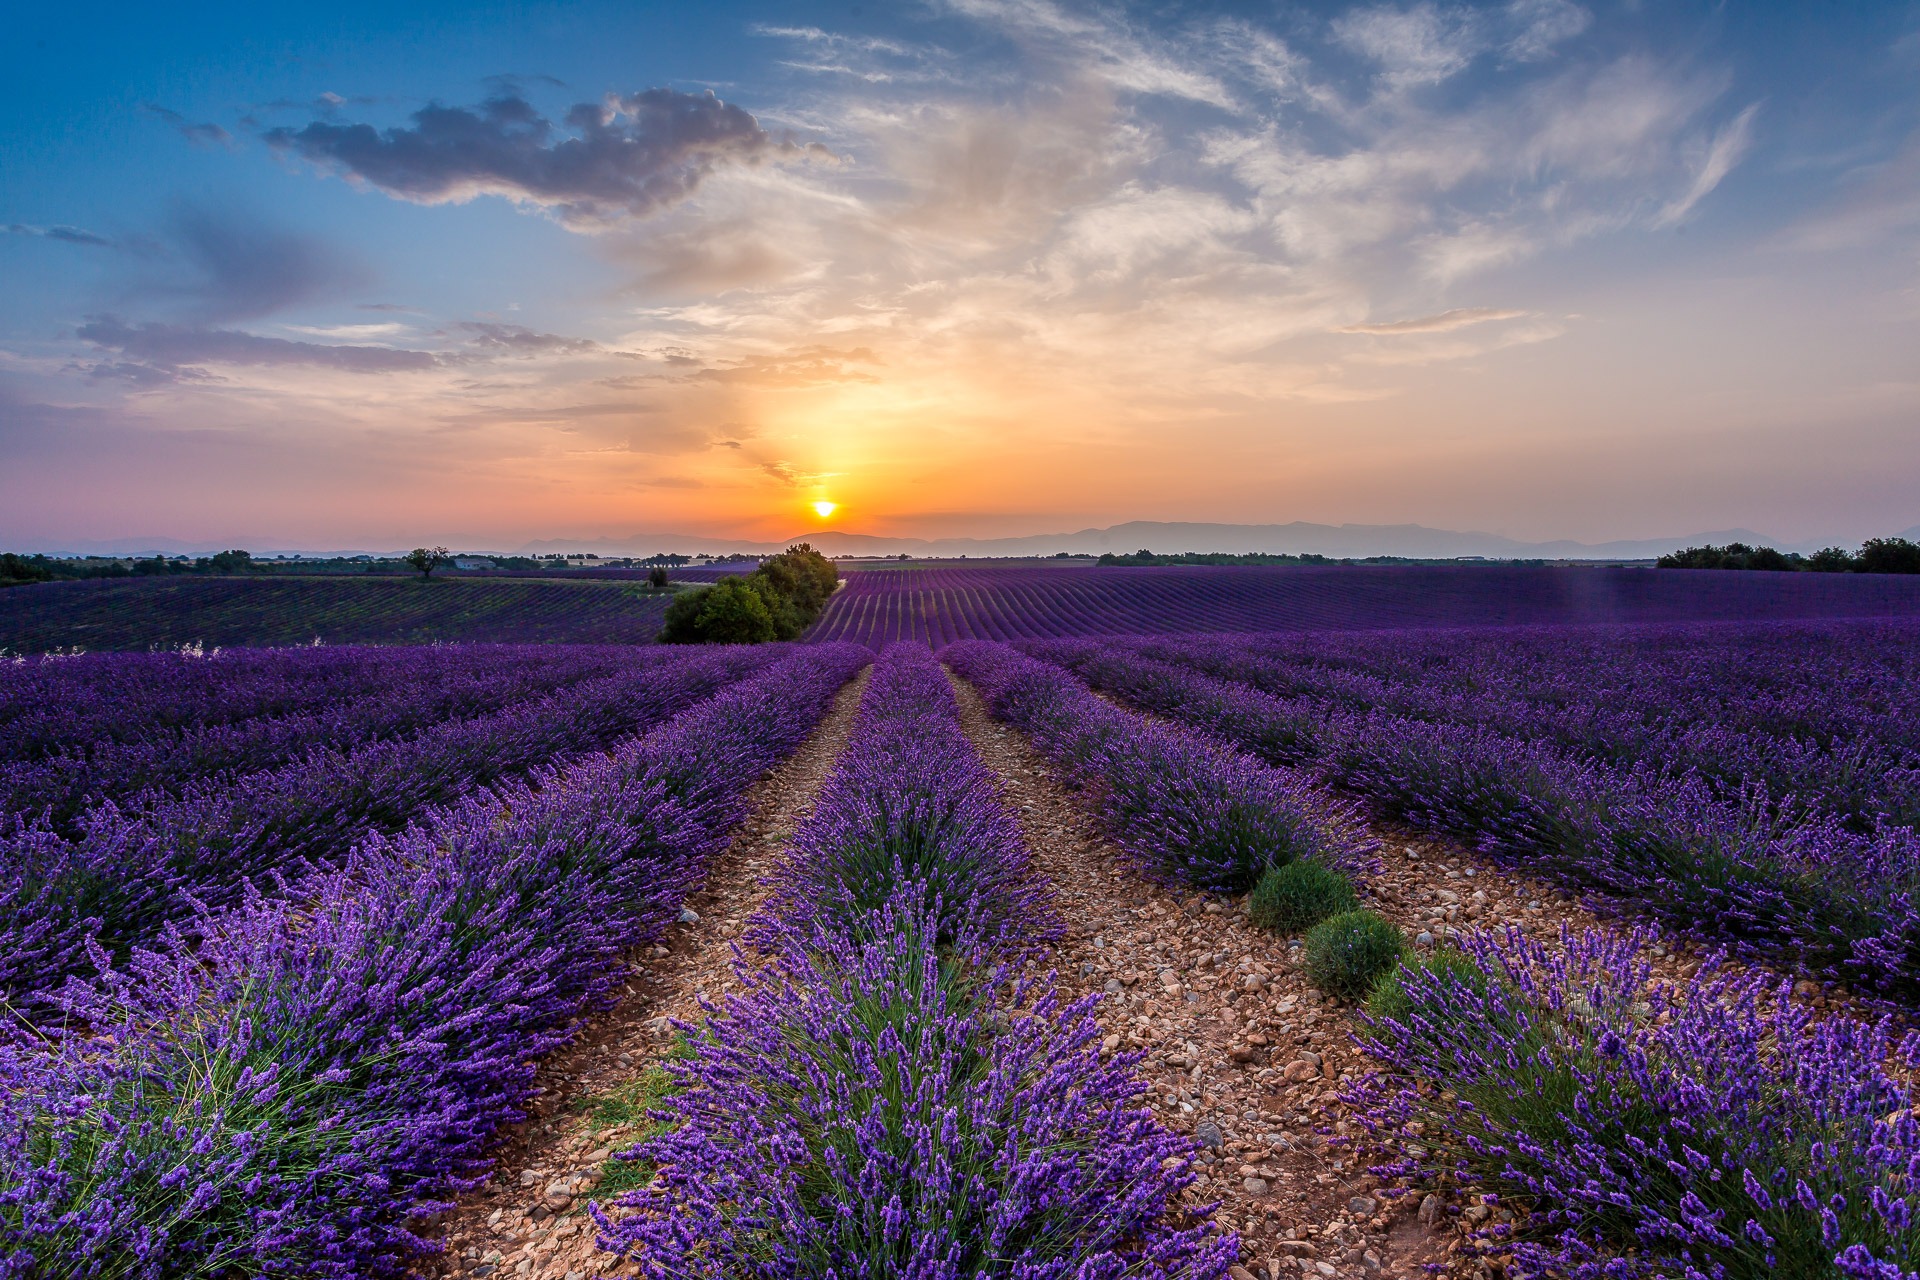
811,500 -> 838,519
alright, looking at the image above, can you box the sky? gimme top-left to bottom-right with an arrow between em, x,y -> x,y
3,0 -> 1918,552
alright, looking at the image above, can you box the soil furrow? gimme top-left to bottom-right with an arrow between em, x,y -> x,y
414,666 -> 871,1280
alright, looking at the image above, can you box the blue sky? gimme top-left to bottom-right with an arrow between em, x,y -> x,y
4,0 -> 1918,551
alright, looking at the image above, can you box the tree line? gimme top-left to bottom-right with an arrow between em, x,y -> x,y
1657,537 -> 1920,574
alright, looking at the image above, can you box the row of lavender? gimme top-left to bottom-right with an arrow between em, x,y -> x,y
965,635 -> 1920,1276
1121,620 -> 1920,832
0,644 -> 870,1276
0,646 -> 783,1001
1028,632 -> 1920,1004
591,644 -> 1238,1276
3,645 -> 647,826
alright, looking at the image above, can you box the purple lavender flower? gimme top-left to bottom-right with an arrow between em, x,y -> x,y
0,645 -> 871,1276
755,642 -> 1058,959
943,640 -> 1375,892
1356,925 -> 1920,1279
594,889 -> 1234,1279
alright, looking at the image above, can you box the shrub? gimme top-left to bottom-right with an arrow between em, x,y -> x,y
592,895 -> 1233,1279
659,545 -> 839,643
1355,927 -> 1920,1280
754,644 -> 1055,959
660,577 -> 776,643
1301,910 -> 1404,1001
1249,859 -> 1357,935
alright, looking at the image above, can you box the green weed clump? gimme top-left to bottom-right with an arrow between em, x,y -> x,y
1301,909 -> 1404,1001
1248,860 -> 1358,935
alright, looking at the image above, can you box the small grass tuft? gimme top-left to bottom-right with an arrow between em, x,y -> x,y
578,1037 -> 693,1197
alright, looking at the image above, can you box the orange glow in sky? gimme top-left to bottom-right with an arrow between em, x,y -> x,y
811,501 -> 838,519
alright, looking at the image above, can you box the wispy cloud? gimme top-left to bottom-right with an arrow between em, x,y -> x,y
78,316 -> 442,378
4,222 -> 117,248
1338,306 -> 1527,333
140,103 -> 235,148
1656,103 -> 1760,227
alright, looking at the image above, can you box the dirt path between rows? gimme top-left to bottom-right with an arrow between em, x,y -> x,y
944,669 -> 1728,1280
414,666 -> 870,1280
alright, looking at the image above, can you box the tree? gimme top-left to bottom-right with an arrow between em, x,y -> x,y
1858,537 -> 1920,575
1808,546 -> 1858,573
207,549 -> 254,574
660,578 -> 776,643
405,546 -> 452,579
647,566 -> 670,590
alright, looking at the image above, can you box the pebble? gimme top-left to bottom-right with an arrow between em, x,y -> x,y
1195,1120 -> 1224,1149
678,906 -> 701,924
1243,1176 -> 1270,1195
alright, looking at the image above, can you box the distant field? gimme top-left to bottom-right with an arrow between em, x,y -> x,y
0,576 -> 673,652
808,563 -> 1920,646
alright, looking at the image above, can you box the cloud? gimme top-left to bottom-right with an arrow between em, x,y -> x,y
759,459 -> 837,486
4,222 -> 117,248
77,316 -> 441,377
75,360 -> 217,387
690,346 -> 882,387
1779,131 -> 1920,252
1333,3 -> 1482,89
127,204 -> 363,323
939,0 -> 1236,107
1655,103 -> 1760,227
455,321 -> 600,355
1338,306 -> 1527,333
140,104 -> 235,148
1503,0 -> 1591,62
265,89 -> 830,229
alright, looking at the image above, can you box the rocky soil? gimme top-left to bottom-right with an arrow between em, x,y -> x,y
413,668 -> 870,1279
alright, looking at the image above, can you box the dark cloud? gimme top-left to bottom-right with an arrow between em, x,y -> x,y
153,204 -> 362,322
5,223 -> 116,248
264,89 -> 832,228
482,73 -> 568,95
455,321 -> 599,355
140,104 -> 236,148
78,316 -> 441,376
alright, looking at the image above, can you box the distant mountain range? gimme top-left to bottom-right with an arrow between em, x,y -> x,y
17,521 -> 1920,562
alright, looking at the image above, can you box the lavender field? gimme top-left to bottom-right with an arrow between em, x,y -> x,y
4,584 -> 1919,1279
807,563 -> 1920,647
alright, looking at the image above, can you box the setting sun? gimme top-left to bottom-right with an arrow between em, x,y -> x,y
811,501 -> 838,519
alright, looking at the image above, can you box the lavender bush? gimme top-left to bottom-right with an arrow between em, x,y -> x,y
1356,926 -> 1920,1280
596,642 -> 1229,1276
594,892 -> 1234,1280
0,645 -> 870,1277
943,640 -> 1374,892
1,644 -> 641,826
0,645 -> 778,1000
1033,639 -> 1920,1002
755,642 -> 1056,957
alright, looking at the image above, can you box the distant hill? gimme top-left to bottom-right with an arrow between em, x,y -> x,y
0,577 -> 672,653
